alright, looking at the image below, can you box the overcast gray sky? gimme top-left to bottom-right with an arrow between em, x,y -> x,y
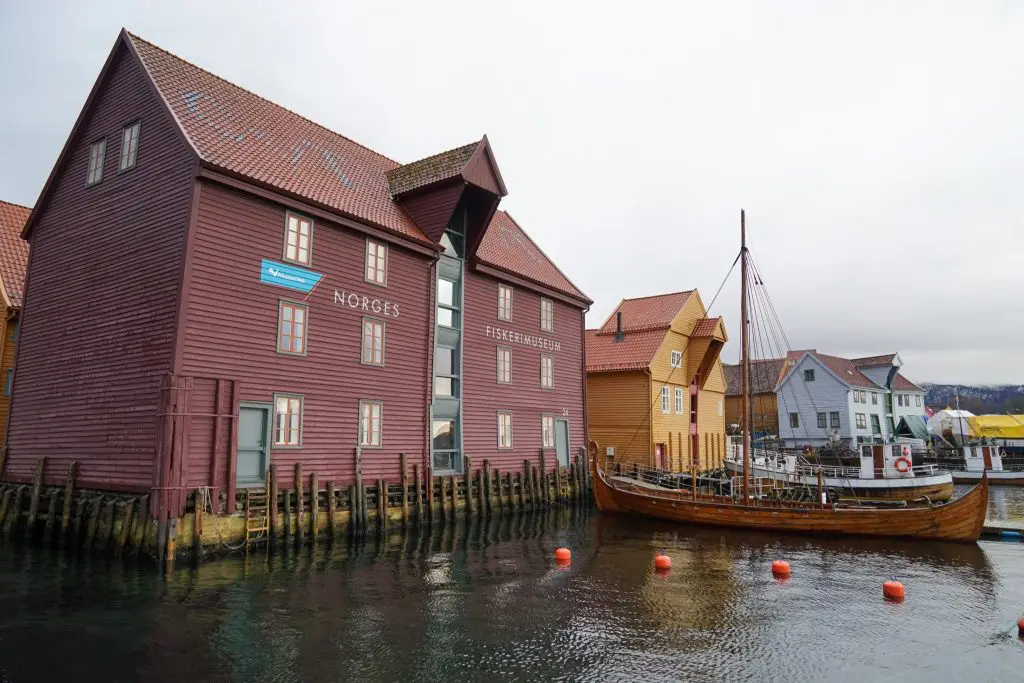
1,1 -> 1021,384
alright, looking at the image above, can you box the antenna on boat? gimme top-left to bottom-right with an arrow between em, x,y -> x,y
741,210 -> 751,503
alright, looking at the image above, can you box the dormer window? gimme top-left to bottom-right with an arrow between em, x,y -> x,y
119,121 -> 140,171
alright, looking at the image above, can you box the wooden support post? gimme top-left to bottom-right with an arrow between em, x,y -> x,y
494,466 -> 503,514
268,463 -> 279,539
377,479 -> 388,532
483,460 -> 493,512
554,462 -> 563,504
464,455 -> 474,519
505,471 -> 514,511
439,475 -> 448,521
101,499 -> 116,551
327,481 -> 337,537
131,495 -> 149,555
412,463 -> 423,523
425,475 -> 435,521
354,447 -> 365,535
310,471 -> 319,541
294,463 -> 304,546
25,458 -> 45,539
347,485 -> 358,537
0,489 -> 11,534
400,453 -> 410,527
42,490 -> 58,546
539,451 -> 548,504
569,462 -> 578,503
165,518 -> 178,572
5,486 -> 24,538
531,465 -> 540,510
477,466 -> 486,515
523,460 -> 533,511
283,488 -> 292,541
83,496 -> 101,550
517,472 -> 525,509
60,462 -> 77,542
192,490 -> 203,555
71,498 -> 86,547
117,500 -> 134,555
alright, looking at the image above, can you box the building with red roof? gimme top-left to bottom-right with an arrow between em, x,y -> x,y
585,290 -> 727,472
3,29 -> 591,529
0,200 -> 30,446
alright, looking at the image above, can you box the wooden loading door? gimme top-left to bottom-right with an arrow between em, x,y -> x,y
872,445 -> 885,479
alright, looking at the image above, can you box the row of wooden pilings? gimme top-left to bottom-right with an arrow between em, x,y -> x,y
0,450 -> 594,567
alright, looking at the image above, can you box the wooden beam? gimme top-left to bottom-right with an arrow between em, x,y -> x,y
25,457 -> 45,539
400,453 -> 410,527
464,455 -> 474,519
327,480 -> 337,537
60,462 -> 77,542
310,471 -> 319,542
294,463 -> 304,546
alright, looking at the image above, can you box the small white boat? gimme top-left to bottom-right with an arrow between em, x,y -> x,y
948,445 -> 1024,486
725,443 -> 954,502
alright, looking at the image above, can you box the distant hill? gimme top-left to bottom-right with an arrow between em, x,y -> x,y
923,384 -> 1024,414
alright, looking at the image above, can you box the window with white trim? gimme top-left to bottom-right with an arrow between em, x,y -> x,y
498,412 -> 513,448
661,387 -> 670,414
871,392 -> 878,405
540,355 -> 554,388
830,412 -> 840,428
855,413 -> 867,429
498,284 -> 513,321
497,347 -> 511,384
674,387 -> 683,414
542,415 -> 555,448
359,400 -> 383,447
915,395 -> 922,407
670,350 -> 682,368
274,395 -> 302,446
284,213 -> 312,265
87,139 -> 106,185
789,412 -> 799,428
817,412 -> 827,429
277,301 -> 307,354
365,240 -> 387,285
119,121 -> 140,171
361,318 -> 385,365
540,298 -> 553,332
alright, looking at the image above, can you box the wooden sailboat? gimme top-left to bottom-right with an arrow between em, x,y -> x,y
589,211 -> 988,543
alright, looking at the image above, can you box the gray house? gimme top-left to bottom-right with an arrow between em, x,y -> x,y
775,351 -> 926,448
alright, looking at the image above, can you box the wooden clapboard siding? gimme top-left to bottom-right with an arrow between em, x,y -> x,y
585,370 -> 650,470
0,314 -> 12,445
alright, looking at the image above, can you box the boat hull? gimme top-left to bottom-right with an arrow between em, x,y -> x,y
951,470 -> 1024,486
592,446 -> 987,543
723,459 -> 954,502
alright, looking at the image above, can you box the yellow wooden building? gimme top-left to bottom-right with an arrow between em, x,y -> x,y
0,201 -> 30,447
585,290 -> 727,473
722,358 -> 788,435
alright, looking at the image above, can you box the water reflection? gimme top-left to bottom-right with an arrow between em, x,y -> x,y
0,502 -> 1021,682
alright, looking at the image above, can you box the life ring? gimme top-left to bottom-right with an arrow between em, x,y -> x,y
893,456 -> 912,474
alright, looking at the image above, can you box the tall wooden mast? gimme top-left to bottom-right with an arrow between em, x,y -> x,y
740,210 -> 751,502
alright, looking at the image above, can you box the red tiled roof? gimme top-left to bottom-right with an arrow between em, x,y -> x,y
0,201 -> 30,308
386,142 -> 479,196
121,32 -> 584,302
585,328 -> 666,372
476,212 -> 588,302
598,291 -> 693,334
691,317 -> 721,337
852,354 -> 897,367
892,373 -> 924,392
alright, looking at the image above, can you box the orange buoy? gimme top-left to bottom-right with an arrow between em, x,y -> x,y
1017,617 -> 1024,637
883,580 -> 905,602
771,560 -> 791,576
654,555 -> 672,571
554,547 -> 571,562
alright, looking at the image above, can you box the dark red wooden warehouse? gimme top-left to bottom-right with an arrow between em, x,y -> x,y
2,30 -> 591,526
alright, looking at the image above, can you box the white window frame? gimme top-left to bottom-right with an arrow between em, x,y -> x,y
540,355 -> 554,389
871,392 -> 878,405
86,138 -> 106,186
277,300 -> 308,355
119,120 -> 140,172
542,415 -> 555,449
359,400 -> 383,448
674,387 -> 683,414
365,239 -> 388,286
661,387 -> 670,414
670,350 -> 682,368
915,395 -> 922,407
273,394 -> 303,447
856,413 -> 867,429
830,411 -> 840,428
497,347 -> 511,384
540,297 -> 554,332
283,211 -> 313,266
497,411 -> 513,449
361,317 -> 385,366
817,412 -> 827,429
498,284 -> 513,321
789,412 -> 799,429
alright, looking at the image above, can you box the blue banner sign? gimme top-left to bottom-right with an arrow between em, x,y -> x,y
259,259 -> 324,294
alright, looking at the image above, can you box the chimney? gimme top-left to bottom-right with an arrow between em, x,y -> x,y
614,312 -> 625,342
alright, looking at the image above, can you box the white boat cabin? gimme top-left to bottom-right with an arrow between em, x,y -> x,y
963,444 -> 1003,472
859,444 -> 917,479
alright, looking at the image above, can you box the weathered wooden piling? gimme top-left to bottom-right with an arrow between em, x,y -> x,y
506,471 -> 515,511
83,496 -> 102,550
531,464 -> 540,509
464,456 -> 474,518
554,461 -> 563,504
539,451 -> 548,503
327,481 -> 337,537
71,498 -> 86,547
0,489 -> 11,533
268,463 -> 279,538
25,458 -> 45,539
101,499 -> 116,551
283,488 -> 292,540
192,489 -> 204,555
42,490 -> 58,545
310,471 -> 319,542
517,471 -> 526,509
477,466 -> 486,514
60,462 -> 77,541
494,466 -> 504,514
483,460 -> 493,513
400,453 -> 410,526
117,499 -> 134,555
439,475 -> 449,521
377,479 -> 387,532
294,463 -> 305,545
413,463 -> 423,522
131,495 -> 149,555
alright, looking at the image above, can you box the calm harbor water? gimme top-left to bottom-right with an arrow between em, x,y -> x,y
1,492 -> 1023,682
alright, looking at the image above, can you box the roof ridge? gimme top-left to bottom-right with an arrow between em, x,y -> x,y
619,289 -> 694,302
387,140 -> 479,175
125,30 -> 403,168
497,210 -> 589,302
0,199 -> 32,211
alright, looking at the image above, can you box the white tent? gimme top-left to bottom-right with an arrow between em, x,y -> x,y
927,409 -> 975,443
